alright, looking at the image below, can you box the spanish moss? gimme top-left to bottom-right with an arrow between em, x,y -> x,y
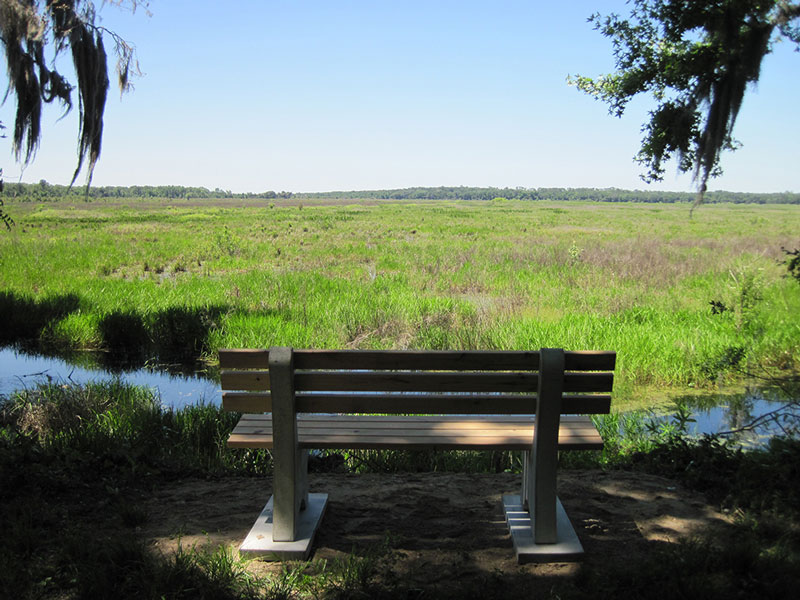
570,1 -> 800,210
0,0 -> 138,187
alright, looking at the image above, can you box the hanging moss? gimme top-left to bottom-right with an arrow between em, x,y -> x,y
0,0 -> 138,187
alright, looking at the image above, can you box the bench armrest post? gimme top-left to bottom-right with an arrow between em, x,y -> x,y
270,346 -> 300,542
528,347 -> 564,544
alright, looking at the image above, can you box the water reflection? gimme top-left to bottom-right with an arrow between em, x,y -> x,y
0,347 -> 221,409
651,386 -> 797,446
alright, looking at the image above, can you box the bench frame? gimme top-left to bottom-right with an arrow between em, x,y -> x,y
219,346 -> 615,563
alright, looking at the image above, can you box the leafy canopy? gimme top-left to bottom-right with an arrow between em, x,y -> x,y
569,0 -> 800,206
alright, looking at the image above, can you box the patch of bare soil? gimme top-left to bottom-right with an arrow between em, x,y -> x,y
137,470 -> 732,596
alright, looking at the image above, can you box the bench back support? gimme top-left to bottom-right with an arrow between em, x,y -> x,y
269,347 -> 308,542
220,348 -> 614,416
529,347 -> 564,544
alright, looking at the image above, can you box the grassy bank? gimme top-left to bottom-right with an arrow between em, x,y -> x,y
2,380 -> 799,598
1,199 -> 798,405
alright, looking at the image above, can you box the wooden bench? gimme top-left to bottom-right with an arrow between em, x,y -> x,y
219,346 -> 615,563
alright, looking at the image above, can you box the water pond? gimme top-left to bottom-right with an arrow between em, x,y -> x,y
0,347 -> 221,408
639,386 -> 793,447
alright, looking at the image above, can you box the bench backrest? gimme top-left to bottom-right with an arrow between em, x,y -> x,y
219,348 -> 615,416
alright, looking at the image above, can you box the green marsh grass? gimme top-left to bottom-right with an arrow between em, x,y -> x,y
2,199 -> 799,404
0,380 -> 271,477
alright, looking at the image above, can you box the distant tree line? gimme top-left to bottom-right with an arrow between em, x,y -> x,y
4,183 -> 799,204
3,181 -> 294,201
296,186 -> 800,204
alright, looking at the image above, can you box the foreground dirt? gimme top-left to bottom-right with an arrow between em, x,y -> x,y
135,470 -> 733,596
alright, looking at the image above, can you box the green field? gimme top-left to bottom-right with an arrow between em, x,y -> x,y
1,198 -> 798,408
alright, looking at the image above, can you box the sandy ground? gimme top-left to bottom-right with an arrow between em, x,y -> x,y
135,469 -> 733,595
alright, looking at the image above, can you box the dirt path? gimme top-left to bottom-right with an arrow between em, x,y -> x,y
137,470 -> 732,595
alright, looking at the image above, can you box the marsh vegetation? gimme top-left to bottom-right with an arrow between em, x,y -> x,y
1,198 -> 798,408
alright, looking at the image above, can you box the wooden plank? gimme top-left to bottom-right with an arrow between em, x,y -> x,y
232,416 -> 600,434
227,432 -> 602,450
219,349 -> 270,369
231,414 -> 598,428
230,431 -> 601,445
231,415 -> 598,430
293,371 -> 612,394
564,351 -> 615,371
221,348 -> 615,372
295,393 -> 537,413
229,413 -> 595,426
227,432 -> 602,451
222,392 -> 610,415
563,372 -> 614,393
560,395 -> 612,414
294,371 -> 536,392
222,392 -> 270,413
233,424 -> 601,438
222,370 -> 611,395
296,434 -> 602,450
295,394 -> 609,415
226,414 -> 603,450
237,413 -> 573,423
221,369 -> 270,391
233,429 -> 602,445
293,350 -> 542,371
295,349 -> 615,371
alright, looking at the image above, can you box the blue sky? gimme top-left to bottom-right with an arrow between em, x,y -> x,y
2,1 -> 798,193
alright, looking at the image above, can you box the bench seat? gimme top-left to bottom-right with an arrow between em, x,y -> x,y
228,413 -> 603,450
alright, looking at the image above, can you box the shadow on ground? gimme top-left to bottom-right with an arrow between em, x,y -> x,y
138,470 -> 738,598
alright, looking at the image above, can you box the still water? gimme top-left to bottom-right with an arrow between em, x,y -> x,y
0,347 -> 791,443
0,347 -> 221,408
643,386 -> 791,446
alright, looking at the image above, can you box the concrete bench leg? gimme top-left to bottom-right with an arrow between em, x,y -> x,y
239,447 -> 328,560
238,347 -> 327,560
503,348 -> 584,563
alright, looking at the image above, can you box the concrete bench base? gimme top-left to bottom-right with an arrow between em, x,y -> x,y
502,494 -> 583,563
239,493 -> 328,561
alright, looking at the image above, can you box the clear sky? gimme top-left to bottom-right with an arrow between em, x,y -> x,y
2,1 -> 798,194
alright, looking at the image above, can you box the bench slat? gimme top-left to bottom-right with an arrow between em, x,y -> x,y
233,415 -> 600,430
295,371 -> 537,392
297,371 -> 612,393
296,350 -> 542,371
222,370 -> 612,395
220,370 -> 270,391
228,434 -> 602,451
227,414 -> 603,451
222,392 -> 271,413
222,392 -> 612,415
219,349 -> 270,369
219,349 -> 616,372
234,423 -> 600,437
235,414 -> 597,425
